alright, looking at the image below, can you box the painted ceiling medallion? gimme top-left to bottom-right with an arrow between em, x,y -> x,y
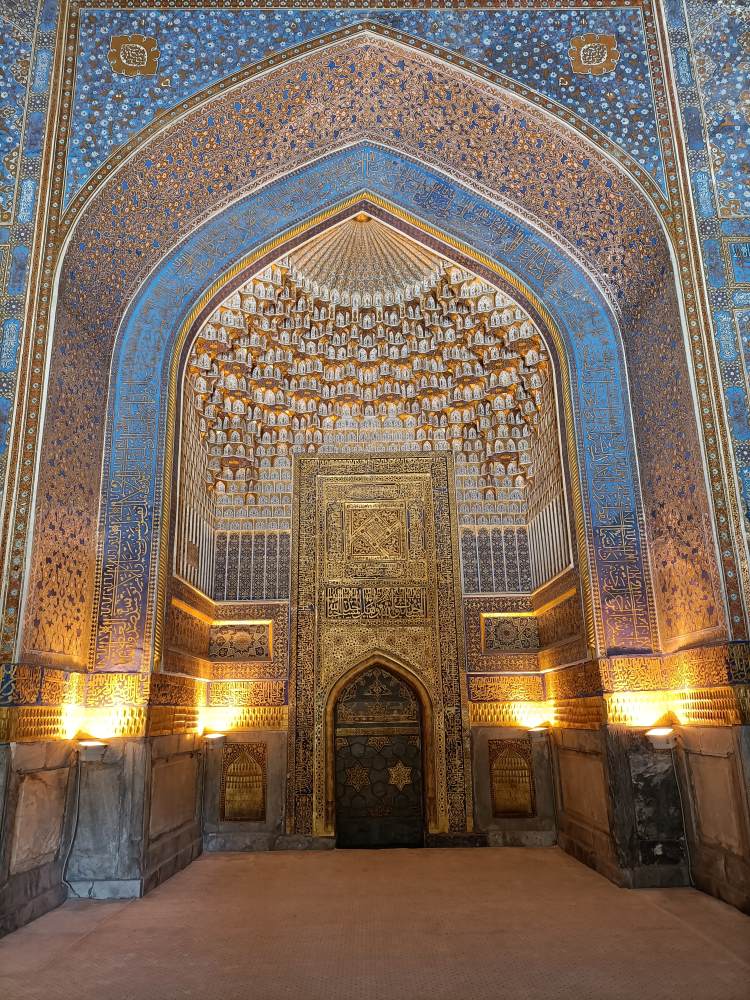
108,34 -> 161,77
287,215 -> 444,302
568,33 -> 620,76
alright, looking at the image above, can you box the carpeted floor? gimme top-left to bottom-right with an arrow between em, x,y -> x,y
1,848 -> 748,1000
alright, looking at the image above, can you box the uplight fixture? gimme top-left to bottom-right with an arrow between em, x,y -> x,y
645,727 -> 677,750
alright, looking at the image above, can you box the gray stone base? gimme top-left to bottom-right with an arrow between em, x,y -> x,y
205,833 -> 336,851
66,878 -> 143,900
206,832 -> 516,851
0,741 -> 78,937
425,832 -> 488,848
693,862 -> 750,914
487,830 -> 557,848
143,827 -> 202,895
0,872 -> 67,937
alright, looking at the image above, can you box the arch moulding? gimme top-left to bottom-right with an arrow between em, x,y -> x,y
324,651 -> 438,837
16,33 -> 730,716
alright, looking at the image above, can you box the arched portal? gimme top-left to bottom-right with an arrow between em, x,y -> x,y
21,34 -> 726,679
325,653 -> 438,839
167,202 -> 572,837
332,663 -> 425,848
7,29 -> 742,910
103,171 -> 654,676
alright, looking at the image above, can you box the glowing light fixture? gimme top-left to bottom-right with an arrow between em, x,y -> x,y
204,732 -> 226,740
645,726 -> 677,750
528,718 -> 552,733
75,734 -> 109,761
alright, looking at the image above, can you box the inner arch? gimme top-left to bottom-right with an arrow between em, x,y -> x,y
175,210 -> 571,604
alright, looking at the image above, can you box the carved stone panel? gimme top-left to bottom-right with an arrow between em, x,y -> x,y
288,453 -> 471,837
221,742 -> 267,821
210,623 -> 271,662
489,738 -> 535,817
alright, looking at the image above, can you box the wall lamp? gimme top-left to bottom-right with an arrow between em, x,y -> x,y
74,733 -> 109,761
528,722 -> 551,734
645,726 -> 678,750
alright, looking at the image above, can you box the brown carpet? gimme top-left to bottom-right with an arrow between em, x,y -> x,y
1,848 -> 748,1000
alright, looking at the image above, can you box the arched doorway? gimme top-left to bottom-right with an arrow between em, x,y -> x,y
334,665 -> 424,848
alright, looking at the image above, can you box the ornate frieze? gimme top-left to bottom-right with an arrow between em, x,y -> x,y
468,701 -> 550,728
166,600 -> 210,659
605,687 -> 742,728
468,674 -> 545,703
208,680 -> 285,708
551,696 -> 606,730
544,660 -> 603,701
536,593 -> 583,648
538,639 -> 588,671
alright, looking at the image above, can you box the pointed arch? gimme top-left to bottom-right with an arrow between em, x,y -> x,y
20,33 -> 725,678
325,650 -> 438,835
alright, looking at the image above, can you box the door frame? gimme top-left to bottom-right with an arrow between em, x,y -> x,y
324,652 -> 438,834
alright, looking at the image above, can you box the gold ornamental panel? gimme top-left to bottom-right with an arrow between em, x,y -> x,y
288,453 -> 471,837
221,742 -> 267,821
489,737 -> 535,817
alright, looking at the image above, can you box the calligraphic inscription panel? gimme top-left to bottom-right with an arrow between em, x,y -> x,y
288,453 -> 470,837
325,586 -> 427,622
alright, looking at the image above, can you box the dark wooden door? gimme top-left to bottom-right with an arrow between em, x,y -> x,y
334,666 -> 424,848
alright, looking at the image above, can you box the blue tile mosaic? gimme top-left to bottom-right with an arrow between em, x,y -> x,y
0,1 -> 60,481
0,28 -> 30,224
729,241 -> 750,286
668,0 -> 750,532
66,7 -> 664,206
0,319 -> 20,373
686,6 -> 750,219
